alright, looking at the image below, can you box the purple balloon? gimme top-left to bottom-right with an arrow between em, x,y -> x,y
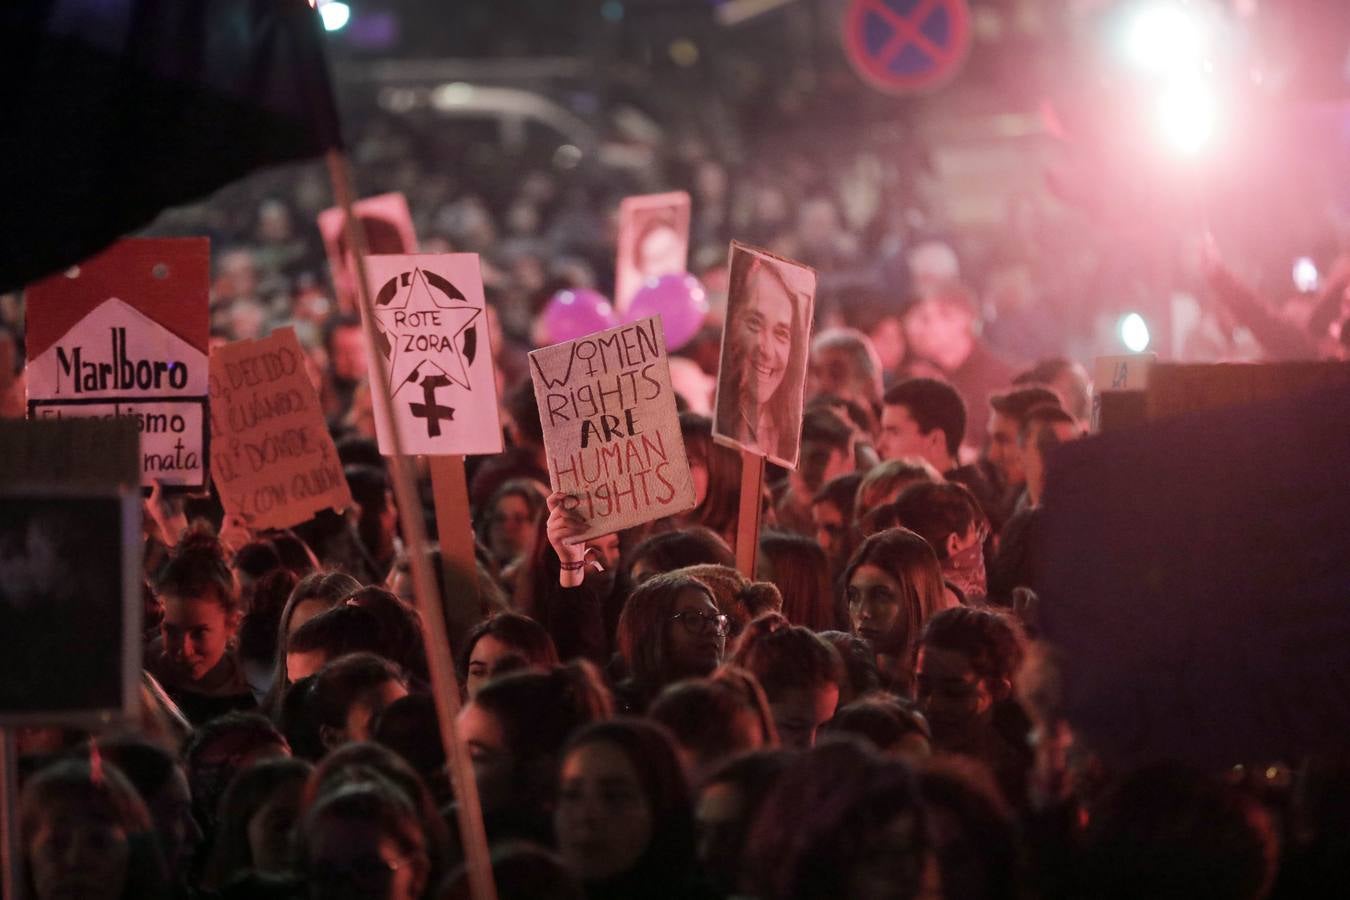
542,288 -> 616,343
626,273 -> 708,351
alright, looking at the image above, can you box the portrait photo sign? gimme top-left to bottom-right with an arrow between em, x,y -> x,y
614,191 -> 691,314
360,254 -> 503,457
209,327 -> 353,530
712,242 -> 817,468
529,315 -> 696,542
25,238 -> 210,490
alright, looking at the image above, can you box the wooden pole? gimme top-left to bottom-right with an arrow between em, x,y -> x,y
734,448 -> 765,578
325,150 -> 496,900
0,729 -> 18,900
429,454 -> 482,653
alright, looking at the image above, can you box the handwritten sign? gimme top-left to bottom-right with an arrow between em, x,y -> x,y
1090,352 -> 1155,432
529,316 -> 696,542
25,239 -> 210,490
615,191 -> 691,314
208,328 -> 352,529
712,242 -> 817,468
360,254 -> 503,456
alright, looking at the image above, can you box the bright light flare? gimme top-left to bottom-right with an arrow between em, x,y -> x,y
318,1 -> 350,31
1125,3 -> 1206,73
1156,77 -> 1216,155
1293,257 -> 1319,292
1120,313 -> 1151,353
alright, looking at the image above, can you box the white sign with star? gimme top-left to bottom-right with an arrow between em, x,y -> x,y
361,254 -> 503,456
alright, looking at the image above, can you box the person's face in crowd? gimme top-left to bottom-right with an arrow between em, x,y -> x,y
808,346 -> 866,406
878,404 -> 947,469
257,200 -> 293,243
247,783 -> 305,877
1023,420 -> 1082,507
161,592 -> 239,683
770,683 -> 841,749
288,598 -> 330,638
812,500 -> 849,563
146,766 -> 202,884
915,646 -> 1001,750
586,533 -> 622,572
903,298 -> 972,372
28,802 -> 130,900
465,634 -> 533,698
329,325 -> 367,383
216,250 -> 259,301
305,815 -> 427,900
286,649 -> 328,684
229,298 -> 266,341
735,271 -> 794,407
667,588 -> 727,678
456,700 -> 522,814
345,680 -> 409,744
848,564 -> 908,655
696,780 -> 748,895
986,411 -> 1025,487
556,741 -> 654,882
869,316 -> 907,374
637,223 -> 682,280
489,494 -> 534,562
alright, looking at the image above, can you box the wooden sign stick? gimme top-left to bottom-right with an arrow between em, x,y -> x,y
429,454 -> 481,652
326,149 -> 497,900
734,448 -> 765,578
0,729 -> 17,900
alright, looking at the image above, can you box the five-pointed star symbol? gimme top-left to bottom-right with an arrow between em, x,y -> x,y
373,267 -> 481,397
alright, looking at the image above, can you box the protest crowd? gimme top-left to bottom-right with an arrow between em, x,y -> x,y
6,4 -> 1350,900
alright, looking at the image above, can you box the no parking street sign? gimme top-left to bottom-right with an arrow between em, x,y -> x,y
843,0 -> 972,96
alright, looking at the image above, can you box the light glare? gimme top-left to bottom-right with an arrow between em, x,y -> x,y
1121,313 -> 1151,353
1156,77 -> 1216,155
1125,3 -> 1205,73
319,1 -> 350,31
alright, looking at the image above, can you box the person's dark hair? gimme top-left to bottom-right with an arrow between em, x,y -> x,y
1079,763 -> 1278,900
269,570 -> 364,709
812,472 -> 863,521
278,676 -> 325,762
1012,356 -> 1091,422
627,527 -> 735,582
676,564 -> 781,638
988,386 -> 1061,427
456,612 -> 560,685
856,458 -> 942,513
892,481 -> 986,561
473,661 -> 615,761
344,463 -> 394,568
919,606 -> 1026,688
299,777 -> 432,896
649,677 -> 770,775
96,738 -> 177,810
561,719 -> 697,884
234,539 -> 282,584
156,531 -> 239,614
261,529 -> 318,575
883,377 -> 967,460
310,652 -> 407,743
1021,402 -> 1078,450
343,586 -> 429,682
810,328 -> 884,404
730,614 -> 843,700
798,408 -> 854,494
699,750 -> 797,896
20,758 -> 170,900
741,739 -> 928,900
679,412 -> 712,471
919,757 -> 1020,900
201,757 -> 313,891
238,568 -> 297,670
438,842 -> 585,900
286,604 -> 386,664
504,379 -> 545,447
617,572 -> 720,690
842,528 -> 949,660
758,532 -> 838,631
321,313 -> 363,359
334,434 -> 384,471
694,434 -> 750,541
818,631 -> 884,706
182,712 -> 290,835
717,254 -> 812,463
826,696 -> 932,754
372,694 -> 447,795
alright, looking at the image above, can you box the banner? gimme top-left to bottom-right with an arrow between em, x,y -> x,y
712,242 -> 817,468
209,327 -> 352,529
25,238 -> 210,490
529,316 -> 696,541
360,254 -> 503,456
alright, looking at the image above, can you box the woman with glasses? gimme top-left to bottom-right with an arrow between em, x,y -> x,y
842,528 -> 952,695
614,572 -> 730,714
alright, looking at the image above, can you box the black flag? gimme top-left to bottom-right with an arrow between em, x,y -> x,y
0,0 -> 342,292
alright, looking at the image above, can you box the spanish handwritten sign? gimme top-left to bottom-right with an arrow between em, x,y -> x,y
529,316 -> 696,542
25,238 -> 209,490
208,328 -> 352,529
361,254 -> 503,456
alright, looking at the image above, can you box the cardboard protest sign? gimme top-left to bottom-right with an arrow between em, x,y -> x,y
1145,361 -> 1350,421
0,417 -> 140,726
1090,352 -> 1155,432
318,192 -> 418,311
360,254 -> 503,456
712,242 -> 817,468
615,191 -> 691,313
1038,385 -> 1350,767
529,316 -> 696,541
25,238 -> 210,490
209,327 -> 352,529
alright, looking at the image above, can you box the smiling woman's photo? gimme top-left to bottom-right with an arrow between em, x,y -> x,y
713,243 -> 816,467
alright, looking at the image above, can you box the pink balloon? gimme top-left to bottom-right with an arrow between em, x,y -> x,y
542,288 -> 616,343
626,273 -> 708,351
